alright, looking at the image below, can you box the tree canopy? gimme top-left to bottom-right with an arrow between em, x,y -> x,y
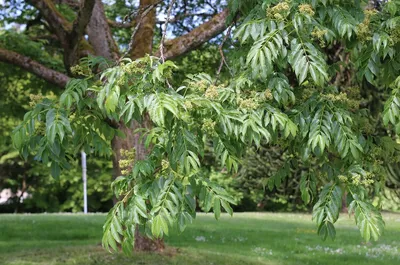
1,0 -> 400,254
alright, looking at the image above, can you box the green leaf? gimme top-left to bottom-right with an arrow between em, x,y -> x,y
203,190 -> 213,212
318,222 -> 328,240
213,198 -> 221,220
326,221 -> 336,240
50,162 -> 60,179
221,200 -> 233,216
151,215 -> 165,238
105,90 -> 119,113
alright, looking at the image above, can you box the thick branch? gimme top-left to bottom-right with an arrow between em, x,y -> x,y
156,9 -> 229,60
28,0 -> 70,44
66,0 -> 96,66
0,47 -> 70,88
70,0 -> 96,42
127,0 -> 160,59
159,12 -> 215,24
87,0 -> 119,61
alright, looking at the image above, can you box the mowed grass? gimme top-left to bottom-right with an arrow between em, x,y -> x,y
0,212 -> 399,265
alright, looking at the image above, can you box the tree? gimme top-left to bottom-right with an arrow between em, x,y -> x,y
2,0 -> 400,254
0,0 -> 230,251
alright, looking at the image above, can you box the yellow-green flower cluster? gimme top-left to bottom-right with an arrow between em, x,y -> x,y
202,118 -> 216,135
358,117 -> 375,135
311,28 -> 327,39
322,92 -> 360,109
184,100 -> 193,110
300,87 -> 315,100
298,4 -> 314,16
264,89 -> 273,100
161,159 -> 169,171
29,93 -> 44,107
338,173 -> 375,186
116,78 -> 125,87
119,148 -> 136,175
356,9 -> 378,42
70,64 -> 92,76
239,98 -> 259,110
311,28 -> 327,46
389,26 -> 400,44
34,121 -> 46,135
266,1 -> 290,21
364,9 -> 378,17
205,85 -> 219,100
338,175 -> 347,183
352,173 -> 374,186
122,61 -> 146,75
189,80 -> 209,92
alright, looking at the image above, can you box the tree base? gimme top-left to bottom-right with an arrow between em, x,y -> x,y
134,230 -> 165,252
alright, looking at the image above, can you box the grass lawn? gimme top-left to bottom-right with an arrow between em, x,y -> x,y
0,212 -> 399,265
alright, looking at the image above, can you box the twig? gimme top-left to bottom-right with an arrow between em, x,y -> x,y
122,0 -> 163,60
159,0 -> 177,63
157,12 -> 214,24
214,22 -> 234,84
159,0 -> 176,89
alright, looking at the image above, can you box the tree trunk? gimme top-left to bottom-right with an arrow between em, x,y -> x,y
87,0 -> 119,61
110,0 -> 164,252
111,118 -> 165,252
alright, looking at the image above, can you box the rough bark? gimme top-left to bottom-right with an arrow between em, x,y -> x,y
0,47 -> 70,88
65,0 -> 96,67
156,9 -> 229,60
87,0 -> 119,61
110,118 -> 165,252
128,0 -> 157,59
111,119 -> 152,179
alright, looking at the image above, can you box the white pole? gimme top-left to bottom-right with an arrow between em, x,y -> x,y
81,151 -> 88,214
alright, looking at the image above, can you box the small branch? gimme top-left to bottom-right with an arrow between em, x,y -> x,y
159,0 -> 177,63
215,23 -> 234,83
204,0 -> 218,14
29,34 -> 59,41
70,0 -> 96,42
159,0 -> 176,89
107,19 -> 135,28
0,47 -> 70,88
158,12 -> 215,24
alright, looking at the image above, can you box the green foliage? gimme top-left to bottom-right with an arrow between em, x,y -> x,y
312,183 -> 342,240
348,190 -> 385,242
0,31 -> 64,71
